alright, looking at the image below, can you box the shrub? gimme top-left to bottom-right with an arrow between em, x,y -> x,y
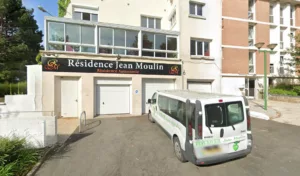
269,88 -> 298,96
293,86 -> 300,96
0,82 -> 27,97
0,137 -> 39,176
274,83 -> 294,90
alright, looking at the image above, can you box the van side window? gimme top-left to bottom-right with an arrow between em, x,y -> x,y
158,95 -> 168,113
152,93 -> 157,102
227,102 -> 244,125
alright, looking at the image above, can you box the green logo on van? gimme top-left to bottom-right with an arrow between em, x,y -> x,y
233,141 -> 239,151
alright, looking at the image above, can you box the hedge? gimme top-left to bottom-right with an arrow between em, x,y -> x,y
269,88 -> 298,96
0,82 -> 27,97
0,137 -> 40,176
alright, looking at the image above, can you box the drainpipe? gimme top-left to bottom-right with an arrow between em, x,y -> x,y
181,60 -> 185,90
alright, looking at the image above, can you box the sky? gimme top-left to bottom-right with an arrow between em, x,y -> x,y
22,0 -> 58,43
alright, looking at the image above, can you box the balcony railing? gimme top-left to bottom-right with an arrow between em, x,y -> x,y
45,17 -> 179,59
248,11 -> 254,20
280,17 -> 284,25
269,15 -> 274,23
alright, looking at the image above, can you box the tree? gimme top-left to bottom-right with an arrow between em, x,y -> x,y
285,33 -> 300,77
58,0 -> 71,17
0,0 -> 43,83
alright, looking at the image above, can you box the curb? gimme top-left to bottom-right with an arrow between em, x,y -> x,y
250,101 -> 282,119
26,144 -> 60,176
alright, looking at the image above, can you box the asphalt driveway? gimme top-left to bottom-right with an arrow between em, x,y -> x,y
36,116 -> 300,176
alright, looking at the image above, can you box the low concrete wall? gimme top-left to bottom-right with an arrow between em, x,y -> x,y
269,94 -> 300,103
0,115 -> 57,148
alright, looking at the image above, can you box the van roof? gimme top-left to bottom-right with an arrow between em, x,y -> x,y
158,90 -> 242,101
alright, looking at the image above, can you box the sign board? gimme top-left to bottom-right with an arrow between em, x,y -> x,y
42,58 -> 181,76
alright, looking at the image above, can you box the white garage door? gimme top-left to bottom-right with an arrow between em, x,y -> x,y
188,82 -> 212,93
96,85 -> 130,115
142,79 -> 175,114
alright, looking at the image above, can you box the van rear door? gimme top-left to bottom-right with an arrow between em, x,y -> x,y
200,98 -> 248,155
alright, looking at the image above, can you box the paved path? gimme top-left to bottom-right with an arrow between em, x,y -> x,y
36,116 -> 300,176
251,100 -> 300,126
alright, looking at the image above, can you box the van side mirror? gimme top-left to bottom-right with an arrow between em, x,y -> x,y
147,99 -> 152,104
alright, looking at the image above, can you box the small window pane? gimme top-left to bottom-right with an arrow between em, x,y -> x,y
142,32 -> 154,49
141,16 -> 147,27
49,22 -> 64,42
100,27 -> 113,45
190,3 -> 196,15
82,12 -> 90,21
148,18 -> 155,28
190,40 -> 195,55
114,29 -> 125,47
249,53 -> 254,64
197,4 -> 203,16
167,37 -> 177,51
197,41 -> 203,55
204,42 -> 210,56
249,66 -> 254,73
155,34 -> 166,50
167,53 -> 177,58
205,104 -> 225,127
48,44 -> 65,51
114,49 -> 125,55
156,19 -> 161,29
155,52 -> 166,58
66,24 -> 80,43
126,30 -> 138,48
81,46 -> 95,53
227,103 -> 244,125
81,26 -> 95,44
127,50 -> 139,56
66,45 -> 80,52
73,12 -> 81,20
91,14 -> 98,22
142,51 -> 154,57
99,47 -> 112,54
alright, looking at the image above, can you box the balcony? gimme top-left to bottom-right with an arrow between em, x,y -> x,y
269,15 -> 274,23
248,11 -> 254,20
45,17 -> 179,59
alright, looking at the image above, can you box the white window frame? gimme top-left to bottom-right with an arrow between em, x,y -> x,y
248,52 -> 255,74
279,55 -> 284,74
47,22 -> 96,53
98,28 -> 140,56
169,10 -> 177,28
190,39 -> 211,57
189,1 -> 204,17
270,63 -> 274,74
73,11 -> 98,22
141,33 -> 178,58
141,16 -> 161,29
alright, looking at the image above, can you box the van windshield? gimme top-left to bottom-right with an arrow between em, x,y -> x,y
205,101 -> 244,127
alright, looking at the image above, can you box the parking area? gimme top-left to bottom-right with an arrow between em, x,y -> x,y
37,116 -> 300,176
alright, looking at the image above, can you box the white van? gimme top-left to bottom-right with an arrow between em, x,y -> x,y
147,90 -> 252,165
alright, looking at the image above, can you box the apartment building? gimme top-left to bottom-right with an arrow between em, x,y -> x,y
222,0 -> 300,99
41,0 -> 222,118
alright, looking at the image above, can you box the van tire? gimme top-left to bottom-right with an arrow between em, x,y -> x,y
173,137 -> 187,163
148,112 -> 155,123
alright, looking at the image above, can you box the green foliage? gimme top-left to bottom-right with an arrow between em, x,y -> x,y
293,86 -> 300,95
285,33 -> 300,76
269,88 -> 298,96
0,82 -> 27,97
36,52 -> 42,65
58,0 -> 71,17
0,0 -> 43,83
0,137 -> 39,176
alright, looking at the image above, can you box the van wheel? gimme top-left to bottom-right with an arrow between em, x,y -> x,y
173,137 -> 187,162
148,112 -> 155,123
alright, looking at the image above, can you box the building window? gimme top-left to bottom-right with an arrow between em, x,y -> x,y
189,2 -> 204,16
141,16 -> 161,29
249,52 -> 255,74
190,40 -> 210,56
170,11 -> 176,27
280,56 -> 284,74
270,64 -> 274,74
142,32 -> 178,58
291,6 -> 294,26
280,30 -> 284,49
99,27 -> 139,55
248,25 -> 254,46
73,11 -> 98,22
248,0 -> 255,20
270,5 -> 274,23
280,6 -> 284,24
48,22 -> 96,53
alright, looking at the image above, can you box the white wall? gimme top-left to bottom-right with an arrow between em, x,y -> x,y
221,77 -> 245,96
0,115 -> 57,148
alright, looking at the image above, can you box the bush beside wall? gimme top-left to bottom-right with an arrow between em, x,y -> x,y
269,84 -> 300,96
0,82 -> 27,97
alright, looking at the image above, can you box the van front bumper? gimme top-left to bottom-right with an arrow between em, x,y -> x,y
195,146 -> 252,166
